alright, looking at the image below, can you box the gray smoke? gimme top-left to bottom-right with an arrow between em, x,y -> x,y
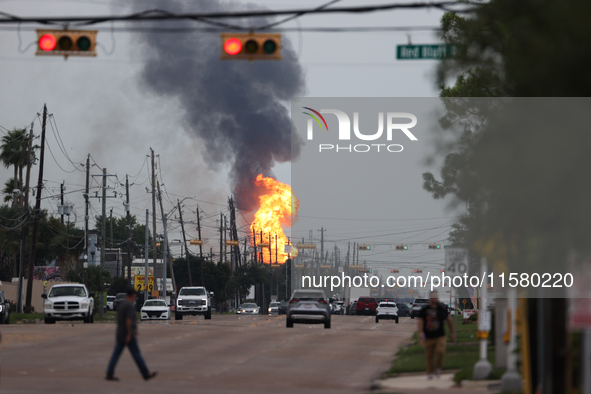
130,0 -> 305,210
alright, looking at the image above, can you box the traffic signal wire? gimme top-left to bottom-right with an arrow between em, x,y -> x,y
0,2 -> 479,26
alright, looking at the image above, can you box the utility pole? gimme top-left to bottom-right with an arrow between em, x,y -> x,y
144,209 -> 149,302
110,207 -> 115,276
18,122 -> 34,313
162,213 -> 168,300
25,104 -> 47,309
219,212 -> 223,264
60,181 -> 64,224
99,167 -> 106,318
178,199 -> 192,286
196,208 -> 204,285
84,154 -> 89,267
156,180 -> 176,296
223,214 -> 227,264
150,149 -> 157,289
125,174 -> 131,281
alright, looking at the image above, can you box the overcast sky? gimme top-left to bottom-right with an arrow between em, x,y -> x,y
0,0 -> 453,277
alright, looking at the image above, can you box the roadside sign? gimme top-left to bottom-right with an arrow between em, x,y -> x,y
396,44 -> 458,60
134,275 -> 154,292
463,309 -> 477,319
445,248 -> 469,277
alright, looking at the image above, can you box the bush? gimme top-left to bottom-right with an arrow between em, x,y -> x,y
469,312 -> 478,321
23,305 -> 35,313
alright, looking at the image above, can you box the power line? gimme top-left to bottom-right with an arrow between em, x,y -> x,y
0,2 -> 477,26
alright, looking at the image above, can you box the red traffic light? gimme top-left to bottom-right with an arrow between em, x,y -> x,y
224,38 -> 242,56
36,29 -> 97,58
39,34 -> 57,51
220,33 -> 282,60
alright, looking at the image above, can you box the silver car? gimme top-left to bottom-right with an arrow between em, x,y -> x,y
268,301 -> 280,315
286,289 -> 331,329
238,303 -> 260,315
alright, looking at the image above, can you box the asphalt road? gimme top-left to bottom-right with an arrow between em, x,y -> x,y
1,314 -> 415,394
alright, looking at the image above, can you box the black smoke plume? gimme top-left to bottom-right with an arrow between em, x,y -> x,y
130,0 -> 305,210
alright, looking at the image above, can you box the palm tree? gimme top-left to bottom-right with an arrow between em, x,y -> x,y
0,128 -> 34,207
2,178 -> 18,204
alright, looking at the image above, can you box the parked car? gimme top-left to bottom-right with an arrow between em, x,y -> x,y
332,300 -> 344,315
356,297 -> 378,315
396,303 -> 411,317
140,299 -> 170,321
106,296 -> 116,311
410,298 -> 430,318
238,303 -> 260,315
376,301 -> 399,323
175,286 -> 212,320
348,301 -> 358,315
42,284 -> 95,324
0,293 -> 10,324
278,299 -> 288,315
268,302 -> 280,315
286,289 -> 331,329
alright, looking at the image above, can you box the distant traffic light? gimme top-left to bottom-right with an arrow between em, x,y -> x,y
428,244 -> 442,250
220,33 -> 281,60
414,269 -> 423,273
396,245 -> 409,251
390,269 -> 399,273
36,29 -> 97,58
358,245 -> 371,251
359,268 -> 372,273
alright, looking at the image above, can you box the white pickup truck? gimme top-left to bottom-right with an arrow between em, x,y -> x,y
42,284 -> 95,324
175,286 -> 212,320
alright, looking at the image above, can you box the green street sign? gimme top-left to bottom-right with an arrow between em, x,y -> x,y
396,44 -> 458,60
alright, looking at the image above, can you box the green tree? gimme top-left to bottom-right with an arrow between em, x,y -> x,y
0,128 -> 36,207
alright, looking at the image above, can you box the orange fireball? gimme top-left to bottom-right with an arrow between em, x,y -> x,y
250,174 -> 299,264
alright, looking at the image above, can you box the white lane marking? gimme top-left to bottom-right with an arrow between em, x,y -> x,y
371,324 -> 380,330
360,316 -> 372,323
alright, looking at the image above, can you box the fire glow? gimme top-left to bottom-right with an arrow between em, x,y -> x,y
250,174 -> 299,264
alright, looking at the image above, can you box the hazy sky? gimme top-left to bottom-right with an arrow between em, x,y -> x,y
0,0 -> 453,269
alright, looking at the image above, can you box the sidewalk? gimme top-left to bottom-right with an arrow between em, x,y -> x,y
375,373 -> 501,393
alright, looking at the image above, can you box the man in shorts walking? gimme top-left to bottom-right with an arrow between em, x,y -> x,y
417,291 -> 455,379
106,287 -> 157,381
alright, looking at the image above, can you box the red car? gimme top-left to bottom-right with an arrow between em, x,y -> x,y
356,297 -> 378,315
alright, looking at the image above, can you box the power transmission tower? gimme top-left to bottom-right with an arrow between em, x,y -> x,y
178,199 -> 191,286
26,104 -> 47,309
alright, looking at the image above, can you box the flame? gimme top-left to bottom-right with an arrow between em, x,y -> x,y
250,174 -> 299,264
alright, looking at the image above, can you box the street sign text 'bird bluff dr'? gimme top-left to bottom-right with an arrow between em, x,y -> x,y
396,44 -> 458,60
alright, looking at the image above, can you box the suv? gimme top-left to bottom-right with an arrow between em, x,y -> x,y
376,301 -> 399,323
286,289 -> 331,329
410,298 -> 430,318
0,293 -> 10,324
356,297 -> 378,315
175,286 -> 212,320
42,284 -> 95,324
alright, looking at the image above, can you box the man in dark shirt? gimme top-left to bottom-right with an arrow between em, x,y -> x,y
417,291 -> 455,379
106,288 -> 157,381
